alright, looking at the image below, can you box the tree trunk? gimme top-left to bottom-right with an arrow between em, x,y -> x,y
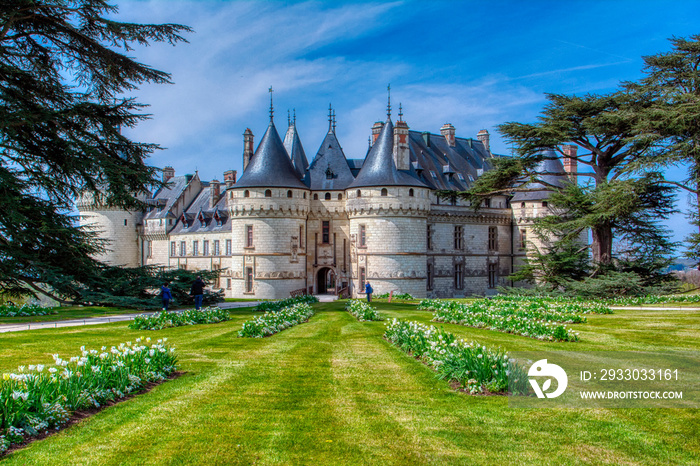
697,189 -> 700,271
591,222 -> 613,269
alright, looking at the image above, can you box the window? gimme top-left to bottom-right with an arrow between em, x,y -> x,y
299,225 -> 304,249
409,188 -> 414,197
226,278 -> 231,290
147,241 -> 152,258
325,192 -> 331,200
314,193 -> 319,200
542,201 -> 548,207
427,263 -> 433,290
454,225 -> 464,250
381,188 -> 388,196
245,267 -> 253,293
244,190 -> 250,198
356,189 -> 361,198
488,226 -> 498,251
203,240 -> 209,256
170,241 -> 176,257
450,196 -> 457,206
124,219 -> 128,226
337,193 -> 342,200
455,263 -> 464,290
225,239 -> 232,255
264,189 -> 272,197
427,224 -> 433,250
519,229 -> 527,250
359,224 -> 366,247
359,267 -> 366,290
287,190 -> 293,198
520,202 -> 525,208
303,192 -> 307,199
192,241 -> 199,256
213,240 -> 220,256
322,221 -> 330,244
179,241 -> 186,256
488,262 -> 498,289
246,225 -> 254,248
483,198 -> 491,208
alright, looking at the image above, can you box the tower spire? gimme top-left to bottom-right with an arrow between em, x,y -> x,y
268,86 -> 274,122
387,83 -> 391,120
328,103 -> 333,133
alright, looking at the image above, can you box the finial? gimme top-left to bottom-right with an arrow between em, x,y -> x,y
332,109 -> 336,133
398,103 -> 403,121
387,84 -> 391,119
368,135 -> 371,148
328,103 -> 333,132
293,108 -> 296,125
268,86 -> 274,122
287,109 -> 291,127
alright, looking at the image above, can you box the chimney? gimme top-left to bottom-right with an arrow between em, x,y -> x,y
477,129 -> 490,154
243,128 -> 254,171
371,121 -> 384,144
163,166 -> 175,183
393,120 -> 410,170
224,169 -> 237,188
210,179 -> 220,209
440,123 -> 456,147
562,144 -> 577,182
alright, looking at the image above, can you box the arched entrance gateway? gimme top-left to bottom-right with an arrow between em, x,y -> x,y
316,267 -> 336,294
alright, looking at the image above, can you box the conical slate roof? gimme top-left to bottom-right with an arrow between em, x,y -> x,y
235,121 -> 308,189
511,150 -> 568,202
283,123 -> 309,179
307,130 -> 355,190
348,119 -> 426,189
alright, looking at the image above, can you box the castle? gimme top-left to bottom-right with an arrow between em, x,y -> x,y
77,98 -> 576,299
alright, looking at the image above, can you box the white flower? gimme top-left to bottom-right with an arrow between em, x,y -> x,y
36,364 -> 44,372
48,367 -> 57,373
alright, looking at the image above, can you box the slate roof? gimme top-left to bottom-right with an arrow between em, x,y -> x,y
307,130 -> 355,190
169,186 -> 231,235
511,151 -> 568,202
234,121 -> 308,190
348,119 -> 426,189
144,175 -> 193,219
283,123 -> 309,179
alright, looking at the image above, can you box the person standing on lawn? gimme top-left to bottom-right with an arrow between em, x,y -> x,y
161,282 -> 172,311
365,282 -> 373,303
190,276 -> 205,310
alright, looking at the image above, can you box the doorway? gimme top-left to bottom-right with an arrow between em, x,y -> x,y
317,267 -> 336,294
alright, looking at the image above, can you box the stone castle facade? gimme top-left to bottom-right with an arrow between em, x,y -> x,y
77,102 -> 577,299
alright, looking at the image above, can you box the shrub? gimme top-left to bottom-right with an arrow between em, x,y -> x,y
0,303 -> 57,318
129,307 -> 231,330
239,303 -> 314,338
254,295 -> 318,313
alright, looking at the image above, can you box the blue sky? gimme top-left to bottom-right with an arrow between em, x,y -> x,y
115,0 -> 700,246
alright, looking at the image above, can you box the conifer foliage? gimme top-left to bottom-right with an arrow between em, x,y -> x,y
0,1 -> 190,300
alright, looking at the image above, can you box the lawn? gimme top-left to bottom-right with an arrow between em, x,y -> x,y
0,306 -> 141,325
0,302 -> 698,465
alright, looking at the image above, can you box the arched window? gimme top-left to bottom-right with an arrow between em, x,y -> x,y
287,190 -> 293,198
303,192 -> 307,199
520,202 -> 525,208
325,192 -> 331,200
244,190 -> 250,198
337,193 -> 342,200
264,189 -> 272,197
314,193 -> 319,200
381,188 -> 388,196
409,188 -> 414,197
356,190 -> 361,198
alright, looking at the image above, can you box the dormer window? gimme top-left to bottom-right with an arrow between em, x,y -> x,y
325,166 -> 335,180
198,213 -> 206,226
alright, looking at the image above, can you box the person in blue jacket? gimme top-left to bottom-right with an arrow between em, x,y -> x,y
365,282 -> 373,303
161,282 -> 172,311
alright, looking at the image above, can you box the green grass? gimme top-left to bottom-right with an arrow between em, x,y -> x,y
0,306 -> 141,325
0,302 -> 698,464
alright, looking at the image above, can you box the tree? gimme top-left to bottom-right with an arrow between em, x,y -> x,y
0,1 -> 190,301
629,35 -> 700,266
464,91 -> 676,277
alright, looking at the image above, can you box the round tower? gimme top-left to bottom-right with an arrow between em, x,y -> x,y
229,112 -> 310,299
75,191 -> 144,267
346,118 -> 430,299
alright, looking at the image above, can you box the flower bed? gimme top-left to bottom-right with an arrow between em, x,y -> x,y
129,307 -> 231,331
0,304 -> 57,318
373,292 -> 414,300
420,299 -> 582,341
384,319 -> 527,394
254,295 -> 319,313
345,300 -> 382,321
238,303 -> 314,338
0,338 -> 177,454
